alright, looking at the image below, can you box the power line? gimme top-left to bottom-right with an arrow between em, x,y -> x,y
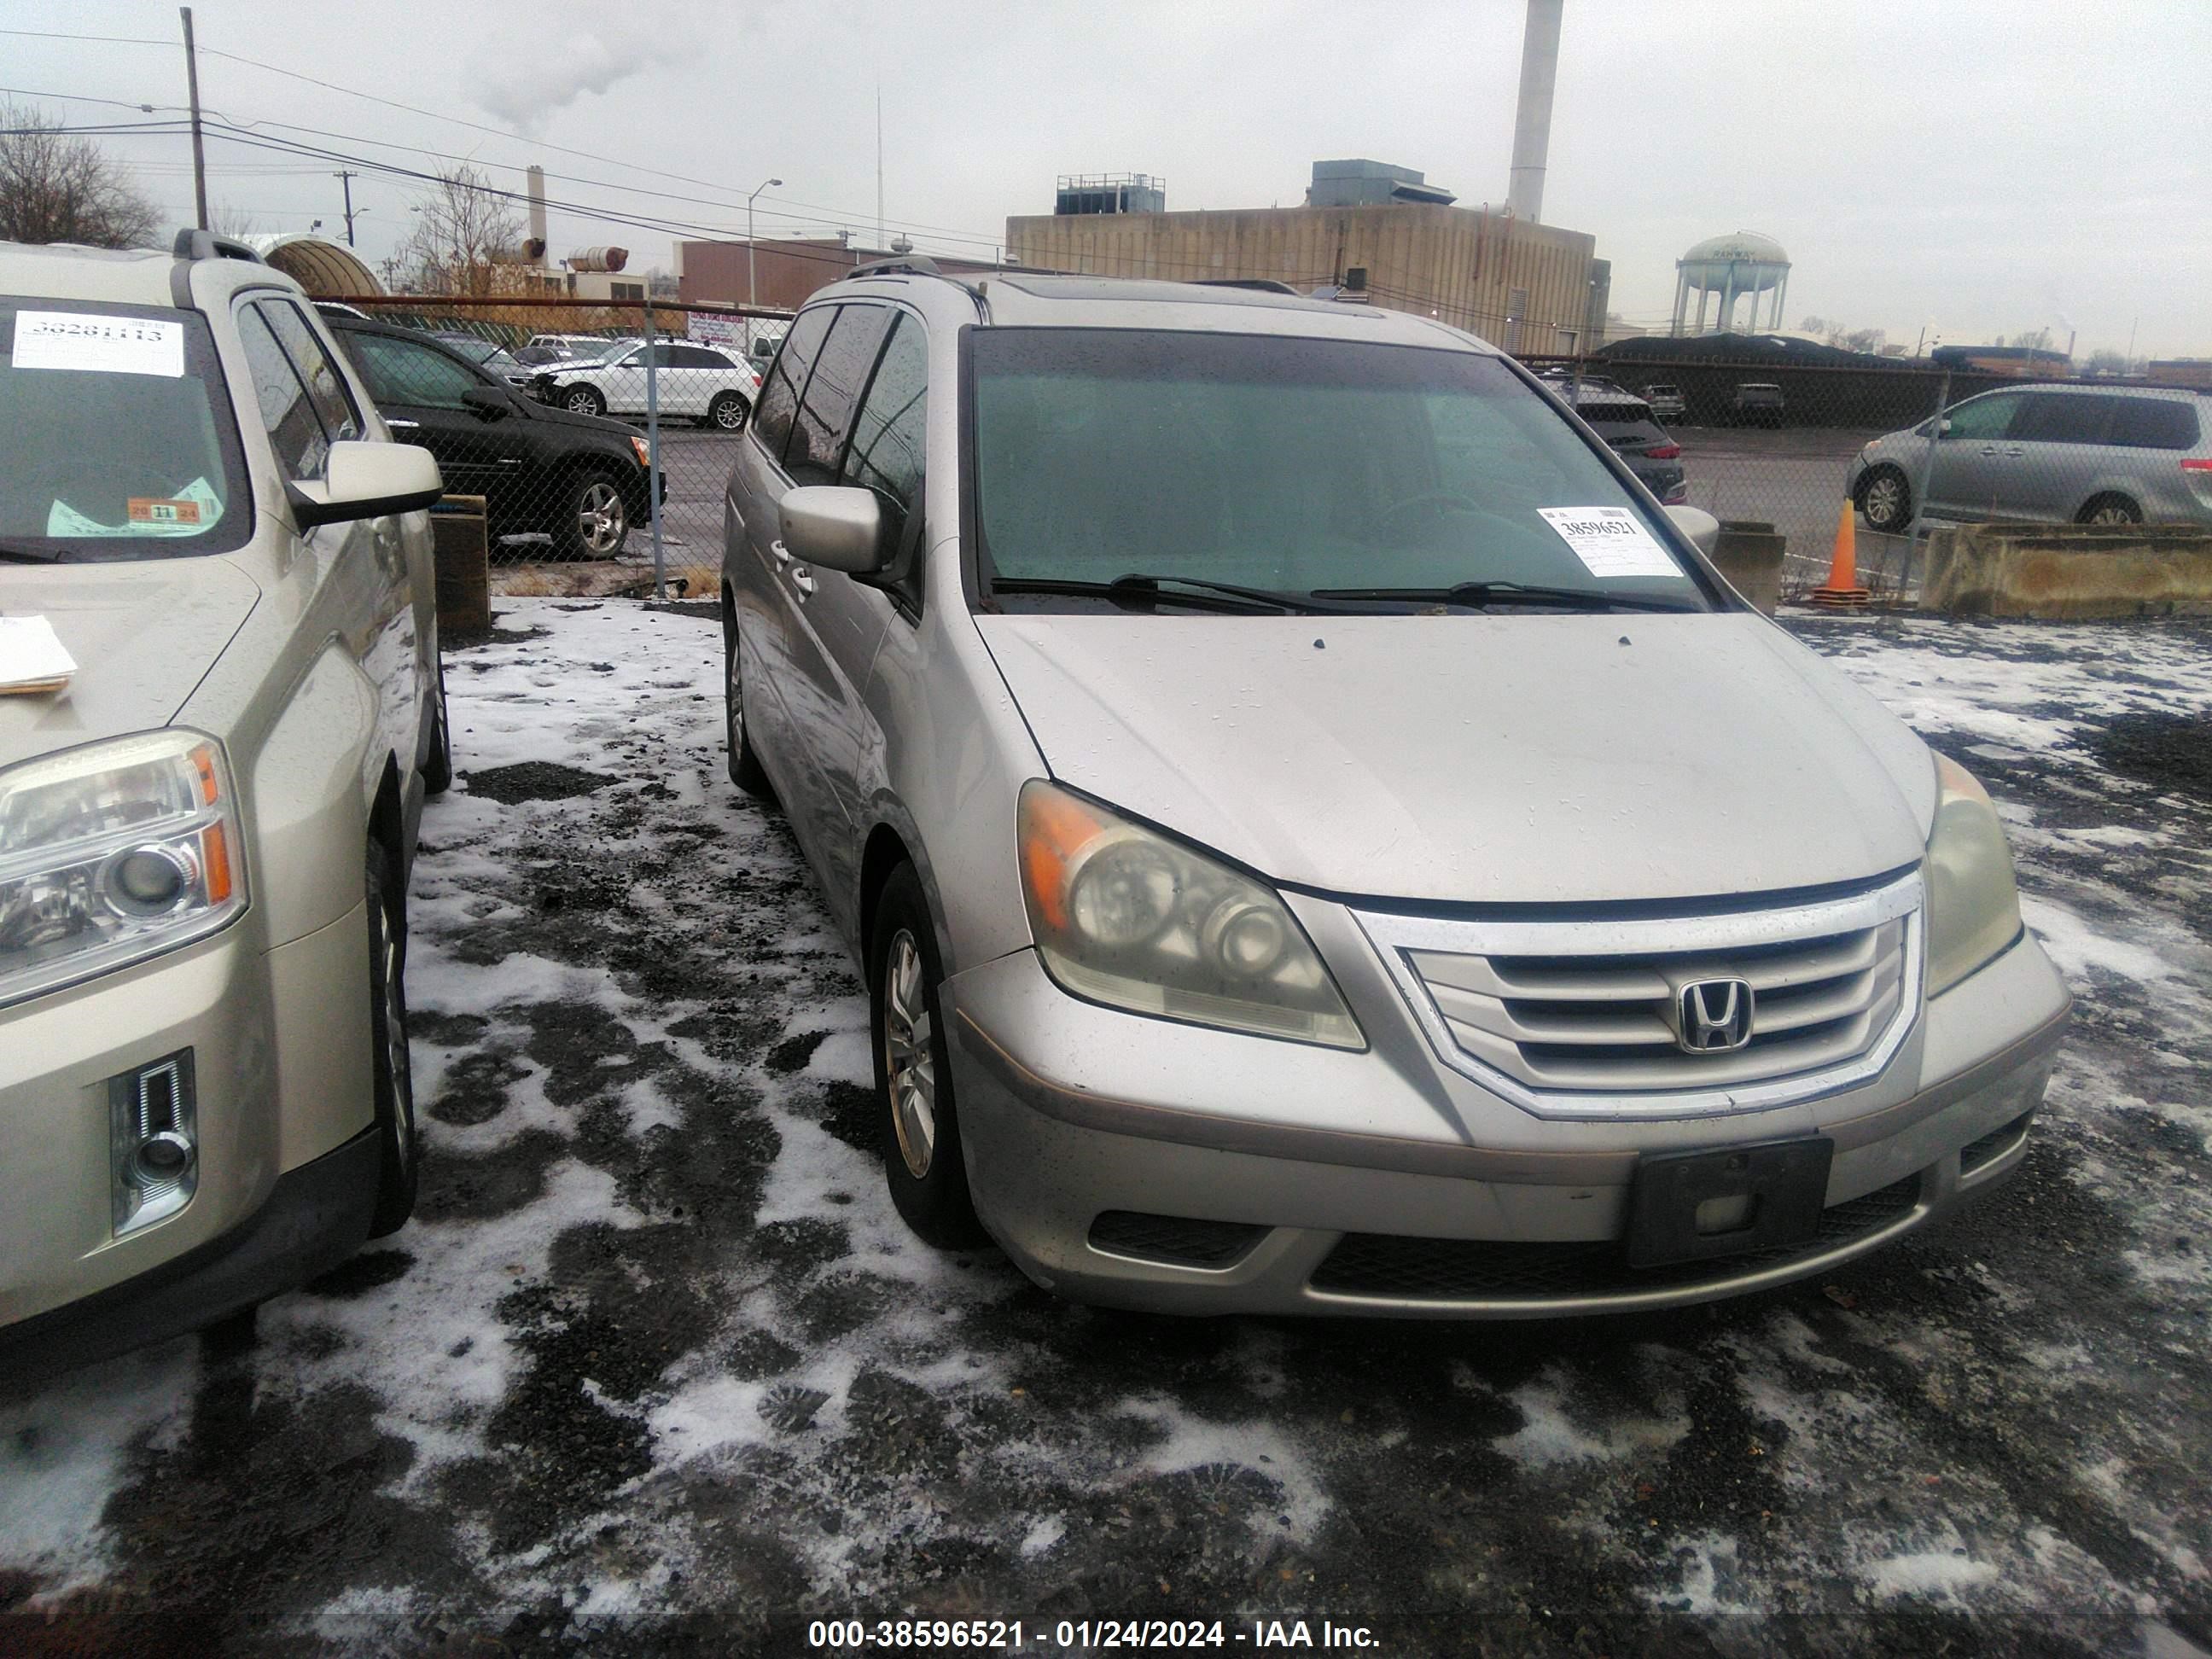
0,28 -> 1008,249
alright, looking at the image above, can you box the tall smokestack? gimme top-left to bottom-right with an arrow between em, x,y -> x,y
527,165 -> 549,265
1505,0 -> 1563,224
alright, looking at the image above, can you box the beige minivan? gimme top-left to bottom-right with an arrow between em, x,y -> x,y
0,233 -> 447,1376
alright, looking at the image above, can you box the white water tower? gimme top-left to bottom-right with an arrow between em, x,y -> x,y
1670,231 -> 1790,335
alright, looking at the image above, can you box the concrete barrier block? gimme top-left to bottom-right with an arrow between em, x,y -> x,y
1918,522 -> 2212,620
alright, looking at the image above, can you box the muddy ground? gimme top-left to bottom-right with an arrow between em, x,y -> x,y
3,602 -> 2208,1657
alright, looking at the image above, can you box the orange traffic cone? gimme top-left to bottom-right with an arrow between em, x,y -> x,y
1808,500 -> 1871,608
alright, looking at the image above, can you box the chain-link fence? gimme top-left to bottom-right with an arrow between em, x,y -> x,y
1516,354 -> 2212,602
318,295 -> 792,599
317,294 -> 2209,610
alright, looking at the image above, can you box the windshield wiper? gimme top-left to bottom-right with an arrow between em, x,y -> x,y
0,543 -> 66,564
1312,580 -> 1697,614
990,573 -> 1354,615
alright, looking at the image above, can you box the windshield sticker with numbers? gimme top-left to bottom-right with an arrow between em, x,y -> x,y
1535,505 -> 1681,579
12,311 -> 186,378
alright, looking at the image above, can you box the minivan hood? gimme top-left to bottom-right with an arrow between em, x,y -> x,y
0,558 -> 259,771
975,614 -> 1936,906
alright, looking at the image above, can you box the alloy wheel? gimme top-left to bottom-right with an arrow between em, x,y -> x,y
1864,472 -> 1906,530
579,481 -> 626,555
882,929 -> 937,1179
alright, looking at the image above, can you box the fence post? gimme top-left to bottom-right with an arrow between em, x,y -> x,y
1904,369 -> 1951,601
644,295 -> 666,604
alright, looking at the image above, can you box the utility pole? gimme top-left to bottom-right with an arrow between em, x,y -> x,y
180,7 -> 208,231
334,171 -> 358,246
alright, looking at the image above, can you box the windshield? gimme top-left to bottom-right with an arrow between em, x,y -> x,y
0,300 -> 252,562
969,329 -> 1708,613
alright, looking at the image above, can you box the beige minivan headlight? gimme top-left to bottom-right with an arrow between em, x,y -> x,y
0,731 -> 247,1008
1925,754 -> 2023,997
1017,780 -> 1363,1049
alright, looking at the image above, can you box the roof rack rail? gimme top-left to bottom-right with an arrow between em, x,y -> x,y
172,229 -> 265,265
1196,278 -> 1300,294
851,255 -> 942,280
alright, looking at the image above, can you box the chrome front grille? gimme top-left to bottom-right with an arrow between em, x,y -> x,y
1353,872 -> 1924,1121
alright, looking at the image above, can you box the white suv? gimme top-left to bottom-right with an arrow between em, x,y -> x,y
536,340 -> 763,431
1,232 -> 447,1376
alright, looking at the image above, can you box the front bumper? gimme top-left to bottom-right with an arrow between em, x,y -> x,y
0,1126 -> 377,1382
941,928 -> 2070,1318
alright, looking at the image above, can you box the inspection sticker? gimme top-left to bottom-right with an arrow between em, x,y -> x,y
128,498 -> 203,526
12,311 -> 184,377
1537,505 -> 1680,579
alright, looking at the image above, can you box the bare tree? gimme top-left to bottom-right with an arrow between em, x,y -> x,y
2011,326 -> 2056,353
211,203 -> 261,238
402,165 -> 524,296
1842,326 -> 1887,355
0,102 -> 160,248
2084,348 -> 2133,378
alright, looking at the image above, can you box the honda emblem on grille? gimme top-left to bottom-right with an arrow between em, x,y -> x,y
1677,978 -> 1755,1053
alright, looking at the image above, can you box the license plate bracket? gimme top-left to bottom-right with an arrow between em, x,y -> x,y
1625,1137 -> 1834,1270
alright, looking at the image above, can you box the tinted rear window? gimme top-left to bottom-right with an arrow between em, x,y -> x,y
2010,393 -> 2113,445
2108,397 -> 2200,451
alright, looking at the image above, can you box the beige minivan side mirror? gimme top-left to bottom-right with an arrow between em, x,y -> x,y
779,486 -> 889,574
1663,504 -> 1720,557
288,440 -> 445,527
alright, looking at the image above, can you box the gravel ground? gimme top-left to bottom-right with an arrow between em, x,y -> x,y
3,601 -> 2207,1658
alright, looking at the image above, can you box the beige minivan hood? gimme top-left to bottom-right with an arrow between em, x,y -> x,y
976,611 -> 1938,906
0,559 -> 260,770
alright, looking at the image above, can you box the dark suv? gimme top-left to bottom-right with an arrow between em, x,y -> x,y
327,317 -> 661,558
1563,384 -> 1687,504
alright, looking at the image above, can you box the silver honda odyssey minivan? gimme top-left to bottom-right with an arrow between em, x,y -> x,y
720,266 -> 2070,1318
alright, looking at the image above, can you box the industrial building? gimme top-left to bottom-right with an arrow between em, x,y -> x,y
1004,160 -> 1608,353
674,235 -> 996,312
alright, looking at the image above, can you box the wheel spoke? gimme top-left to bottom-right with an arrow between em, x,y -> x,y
881,931 -> 938,1178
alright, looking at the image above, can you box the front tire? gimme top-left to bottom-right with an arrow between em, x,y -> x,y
366,842 -> 419,1237
869,866 -> 982,1248
2079,493 -> 2142,526
707,392 -> 749,433
724,608 -> 771,795
1859,465 -> 1913,533
556,469 -> 629,559
562,385 -> 607,418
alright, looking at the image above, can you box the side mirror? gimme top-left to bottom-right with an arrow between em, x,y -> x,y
1936,417 -> 1953,438
462,386 -> 510,419
288,440 -> 444,527
1663,504 -> 1720,557
779,485 -> 888,574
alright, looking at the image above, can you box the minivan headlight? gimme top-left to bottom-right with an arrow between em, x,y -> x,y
0,731 -> 246,1008
1925,754 -> 2023,996
1016,781 -> 1363,1049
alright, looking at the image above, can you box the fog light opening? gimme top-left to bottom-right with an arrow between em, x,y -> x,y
109,1049 -> 198,1235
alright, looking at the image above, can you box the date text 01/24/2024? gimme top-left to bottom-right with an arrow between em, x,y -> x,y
806,1618 -> 1383,1650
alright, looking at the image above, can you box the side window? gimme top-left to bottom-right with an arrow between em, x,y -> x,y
842,314 -> 927,526
669,345 -> 723,370
786,305 -> 893,485
255,300 -> 362,446
349,334 -> 481,410
2109,397 -> 2199,451
1942,393 -> 2020,442
236,304 -> 333,480
751,304 -> 834,461
2010,393 -> 2112,445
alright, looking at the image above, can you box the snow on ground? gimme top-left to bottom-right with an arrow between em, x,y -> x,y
2,602 -> 2207,1658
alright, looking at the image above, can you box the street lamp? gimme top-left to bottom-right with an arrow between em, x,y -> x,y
747,177 -> 783,307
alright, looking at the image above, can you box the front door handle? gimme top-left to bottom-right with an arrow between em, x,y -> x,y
790,566 -> 816,597
770,538 -> 792,566
2004,445 -> 2023,457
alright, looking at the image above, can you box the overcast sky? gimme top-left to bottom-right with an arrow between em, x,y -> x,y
8,0 -> 2208,357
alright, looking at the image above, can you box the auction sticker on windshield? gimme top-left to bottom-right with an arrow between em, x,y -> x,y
1537,505 -> 1679,579
12,311 -> 184,378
